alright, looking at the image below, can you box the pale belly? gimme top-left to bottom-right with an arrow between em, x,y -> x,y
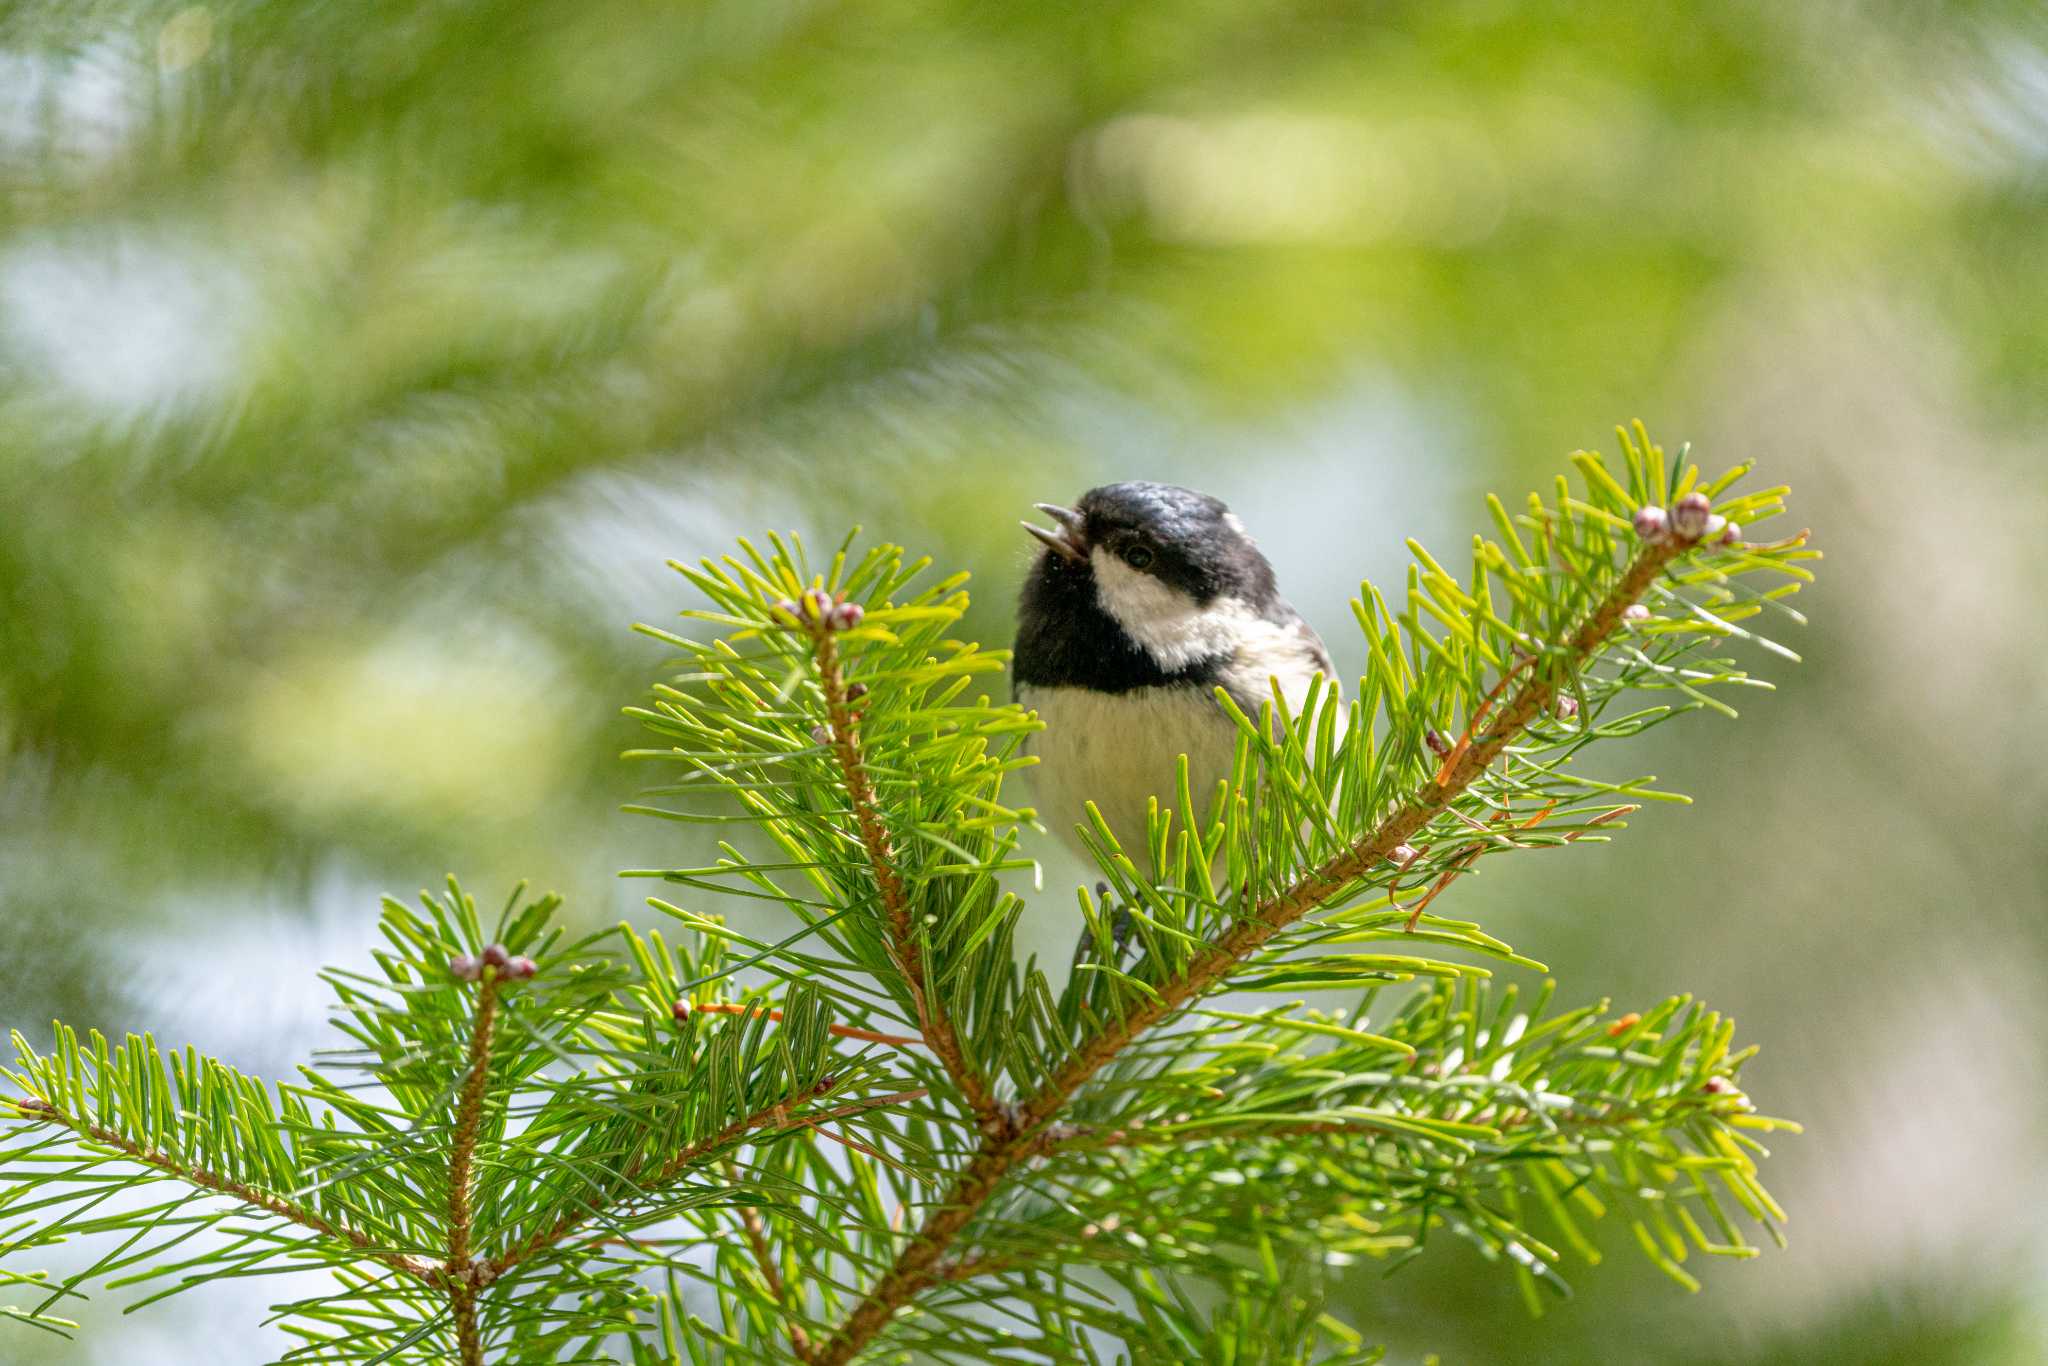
1016,683 -> 1242,865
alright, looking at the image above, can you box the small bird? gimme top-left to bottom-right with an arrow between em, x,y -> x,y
1013,481 -> 1336,866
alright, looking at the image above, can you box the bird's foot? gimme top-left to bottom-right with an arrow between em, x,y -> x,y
1073,881 -> 1137,967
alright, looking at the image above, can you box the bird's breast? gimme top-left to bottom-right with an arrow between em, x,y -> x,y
1017,682 -> 1243,863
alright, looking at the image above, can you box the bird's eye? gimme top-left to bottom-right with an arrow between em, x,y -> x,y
1122,544 -> 1154,570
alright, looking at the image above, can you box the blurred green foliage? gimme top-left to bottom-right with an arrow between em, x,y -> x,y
3,0 -> 2044,1362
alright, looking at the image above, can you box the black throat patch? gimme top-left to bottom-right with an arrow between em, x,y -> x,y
1012,553 -> 1229,695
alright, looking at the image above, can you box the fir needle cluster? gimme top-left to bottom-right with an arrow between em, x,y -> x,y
4,426 -> 1817,1363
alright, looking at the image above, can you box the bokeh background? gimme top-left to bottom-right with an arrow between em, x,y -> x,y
4,1 -> 2045,1362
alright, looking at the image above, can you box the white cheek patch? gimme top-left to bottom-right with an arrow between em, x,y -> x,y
1091,549 -> 1254,670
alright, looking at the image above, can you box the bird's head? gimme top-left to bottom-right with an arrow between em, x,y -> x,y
1019,481 -> 1278,676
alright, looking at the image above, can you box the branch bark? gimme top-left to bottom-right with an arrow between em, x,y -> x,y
1033,1094 -> 1725,1158
478,1085 -> 927,1284
446,970 -> 502,1366
8,1097 -> 437,1284
809,619 -> 1002,1128
685,1000 -> 924,1049
808,535 -> 1689,1365
731,1158 -> 816,1363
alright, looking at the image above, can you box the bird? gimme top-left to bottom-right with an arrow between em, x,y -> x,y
1012,481 -> 1337,871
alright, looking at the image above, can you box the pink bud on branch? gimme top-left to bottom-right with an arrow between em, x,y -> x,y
1671,491 -> 1712,539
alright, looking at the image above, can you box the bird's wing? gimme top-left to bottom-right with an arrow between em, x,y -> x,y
1218,602 -> 1339,723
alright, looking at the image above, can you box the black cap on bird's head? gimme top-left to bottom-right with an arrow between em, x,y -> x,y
1021,481 -> 1276,606
1016,480 -> 1331,696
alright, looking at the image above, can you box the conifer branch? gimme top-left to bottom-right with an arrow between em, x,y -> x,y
931,1252 -> 1011,1283
810,529 -> 1704,1365
805,609 -> 1002,1127
5,1097 -> 438,1284
730,1159 -> 816,1362
1034,1118 -> 1400,1155
1017,535 -> 1692,1134
445,969 -> 502,1366
0,441 -> 1812,1361
479,1084 -> 927,1283
1035,1097 -> 1727,1156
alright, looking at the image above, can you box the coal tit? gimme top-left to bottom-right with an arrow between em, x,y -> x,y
1013,481 -> 1336,864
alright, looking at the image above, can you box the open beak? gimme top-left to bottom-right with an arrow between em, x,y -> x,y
1022,502 -> 1087,564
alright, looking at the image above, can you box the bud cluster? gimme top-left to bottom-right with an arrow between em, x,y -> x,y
767,590 -> 877,750
449,944 -> 537,983
1634,491 -> 1740,548
772,588 -> 865,633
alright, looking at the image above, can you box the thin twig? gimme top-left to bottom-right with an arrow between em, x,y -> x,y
729,1158 -> 815,1362
809,620 -> 1002,1127
446,971 -> 502,1366
808,534 -> 1690,1366
931,1252 -> 1013,1283
1032,1093 -> 1710,1158
1031,1118 -> 1371,1157
478,1085 -> 926,1283
685,1000 -> 925,1049
8,1096 -> 439,1284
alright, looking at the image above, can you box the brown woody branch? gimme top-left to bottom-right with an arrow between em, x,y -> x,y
476,1084 -> 927,1285
1029,1118 -> 1373,1157
808,535 -> 1690,1366
445,971 -> 503,1366
931,1251 -> 1014,1283
1032,1092 -> 1719,1159
809,619 -> 1002,1127
684,1000 -> 924,1050
7,1096 -> 437,1285
730,1158 -> 815,1362
1008,539 -> 1686,1142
